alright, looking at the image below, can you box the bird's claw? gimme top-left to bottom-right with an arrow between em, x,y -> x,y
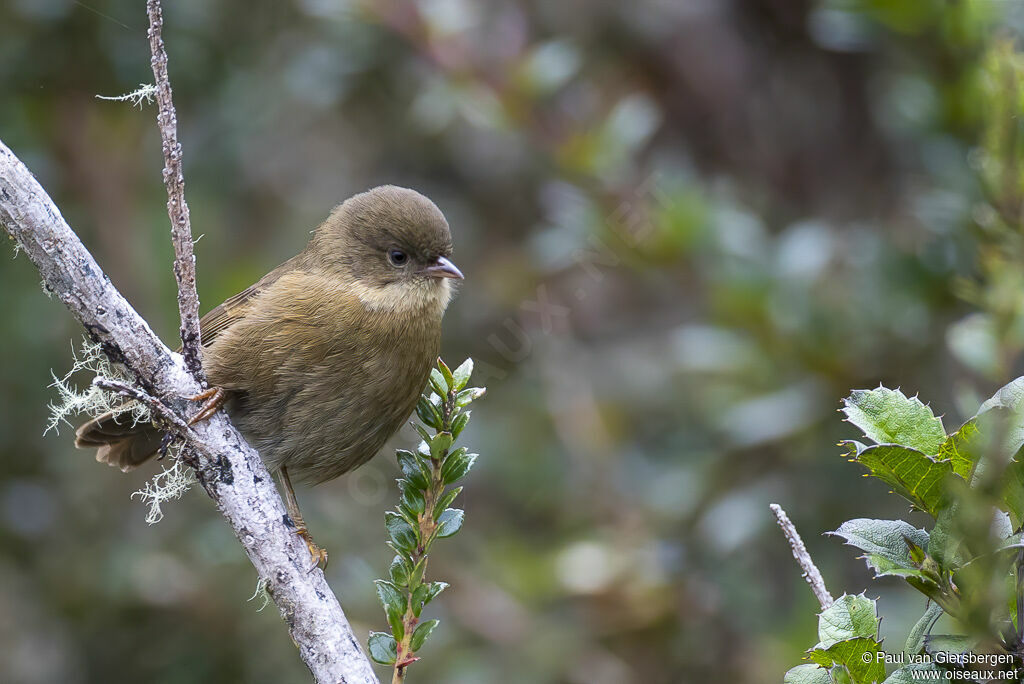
297,527 -> 329,572
187,386 -> 226,425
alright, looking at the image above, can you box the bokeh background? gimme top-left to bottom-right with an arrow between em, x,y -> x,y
3,0 -> 1024,682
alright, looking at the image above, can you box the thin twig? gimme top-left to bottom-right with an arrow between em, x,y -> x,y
770,503 -> 834,609
146,0 -> 203,380
92,376 -> 192,434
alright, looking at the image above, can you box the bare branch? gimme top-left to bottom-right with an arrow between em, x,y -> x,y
770,503 -> 834,609
1,141 -> 378,682
146,0 -> 203,379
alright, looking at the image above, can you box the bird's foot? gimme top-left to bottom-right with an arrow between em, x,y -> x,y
296,526 -> 329,572
187,386 -> 227,425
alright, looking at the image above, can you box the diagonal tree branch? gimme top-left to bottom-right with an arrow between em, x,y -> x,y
0,137 -> 378,684
0,6 -> 381,679
146,0 -> 203,379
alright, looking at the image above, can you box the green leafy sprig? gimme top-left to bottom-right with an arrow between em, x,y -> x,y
368,358 -> 484,683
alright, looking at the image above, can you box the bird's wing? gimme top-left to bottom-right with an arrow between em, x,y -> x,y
199,257 -> 299,346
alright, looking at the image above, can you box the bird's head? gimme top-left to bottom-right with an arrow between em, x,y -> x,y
311,185 -> 463,313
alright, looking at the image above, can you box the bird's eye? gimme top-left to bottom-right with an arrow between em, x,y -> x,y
388,249 -> 408,267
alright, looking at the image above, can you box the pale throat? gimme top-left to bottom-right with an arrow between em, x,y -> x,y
351,277 -> 453,313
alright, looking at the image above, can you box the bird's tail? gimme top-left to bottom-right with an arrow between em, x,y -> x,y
75,411 -> 164,471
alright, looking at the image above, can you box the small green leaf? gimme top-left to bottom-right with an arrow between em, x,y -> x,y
451,411 -> 470,438
430,368 -> 449,396
436,508 -> 464,538
396,449 -> 430,490
842,387 -> 946,454
401,483 -> 426,516
413,423 -> 432,442
389,555 -> 411,587
375,579 -> 406,619
385,511 -> 418,554
433,486 -> 462,519
452,358 -> 473,391
441,450 -> 477,484
410,583 -> 429,617
437,358 -> 455,388
410,618 -> 440,651
408,557 -> 426,589
367,632 -> 397,665
416,396 -> 440,429
423,581 -> 448,606
430,432 -> 453,459
783,665 -> 832,684
456,387 -> 485,409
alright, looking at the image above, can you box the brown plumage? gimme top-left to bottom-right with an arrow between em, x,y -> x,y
75,185 -> 462,486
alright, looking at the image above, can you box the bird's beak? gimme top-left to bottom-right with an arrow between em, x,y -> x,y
421,256 -> 464,280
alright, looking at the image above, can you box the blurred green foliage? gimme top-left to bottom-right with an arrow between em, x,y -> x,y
4,1 -> 1024,682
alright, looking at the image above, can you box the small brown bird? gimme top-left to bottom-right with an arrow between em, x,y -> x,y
75,185 -> 463,564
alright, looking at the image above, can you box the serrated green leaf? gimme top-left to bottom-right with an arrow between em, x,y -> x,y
385,511 -> 418,554
783,664 -> 832,684
843,387 -> 946,454
807,637 -> 884,684
430,432 -> 453,459
367,631 -> 397,665
452,358 -> 473,391
816,594 -> 879,649
829,519 -> 930,573
904,602 -> 943,656
410,618 -> 440,652
433,487 -> 462,520
441,450 -> 477,485
846,443 -> 953,516
436,508 -> 464,538
451,411 -> 470,438
389,555 -> 411,587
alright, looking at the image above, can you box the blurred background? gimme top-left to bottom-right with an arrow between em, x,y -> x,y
3,0 -> 1024,682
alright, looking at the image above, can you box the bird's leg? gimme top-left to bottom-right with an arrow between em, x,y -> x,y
279,465 -> 328,571
187,386 -> 227,425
